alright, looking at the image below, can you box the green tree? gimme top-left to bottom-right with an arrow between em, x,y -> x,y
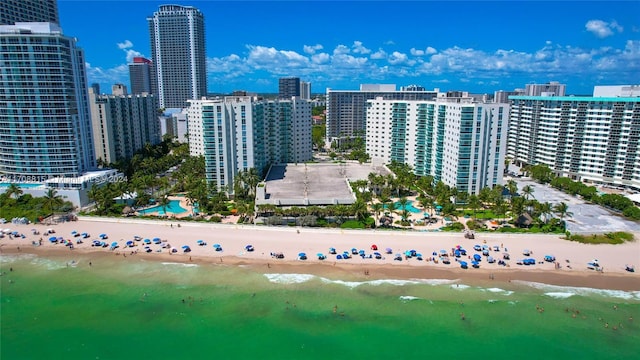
5,183 -> 23,199
553,202 -> 573,227
521,185 -> 535,200
43,189 -> 63,219
370,202 -> 383,226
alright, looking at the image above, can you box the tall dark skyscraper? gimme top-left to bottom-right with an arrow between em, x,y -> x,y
148,5 -> 207,109
0,0 -> 59,25
129,56 -> 155,95
279,77 -> 301,98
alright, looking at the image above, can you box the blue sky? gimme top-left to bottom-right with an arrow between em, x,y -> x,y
58,0 -> 640,95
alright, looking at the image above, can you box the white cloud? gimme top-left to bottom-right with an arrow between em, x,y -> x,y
410,48 -> 424,56
352,41 -> 371,54
117,40 -> 133,49
303,44 -> 323,54
426,47 -> 437,55
370,49 -> 387,60
311,53 -> 330,64
116,40 -> 143,63
585,19 -> 623,38
388,51 -> 408,65
333,45 -> 350,55
383,40 -> 395,46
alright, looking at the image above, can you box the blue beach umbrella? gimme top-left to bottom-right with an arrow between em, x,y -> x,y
459,261 -> 468,269
126,240 -> 134,247
49,236 -> 58,243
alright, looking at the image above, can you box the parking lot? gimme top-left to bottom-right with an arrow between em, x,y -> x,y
512,178 -> 640,234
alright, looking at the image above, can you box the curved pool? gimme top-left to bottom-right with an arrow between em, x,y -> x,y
138,200 -> 188,215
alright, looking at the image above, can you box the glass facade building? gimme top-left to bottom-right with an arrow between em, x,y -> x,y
0,22 -> 95,179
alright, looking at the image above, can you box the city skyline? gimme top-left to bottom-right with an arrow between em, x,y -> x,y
57,0 -> 640,95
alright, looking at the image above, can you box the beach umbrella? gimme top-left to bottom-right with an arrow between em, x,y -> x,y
371,244 -> 378,250
197,240 -> 204,244
49,237 -> 58,243
385,247 -> 393,254
359,249 -> 366,256
374,252 -> 382,259
111,241 -> 118,248
454,250 -> 461,257
472,261 -> 480,268
440,249 -> 447,255
459,261 -> 468,268
153,238 -> 162,244
298,252 -> 307,260
473,254 -> 482,262
336,254 -> 343,260
99,233 -> 108,239
182,245 -> 191,252
134,236 -> 141,240
245,244 -> 254,251
71,230 -> 77,235
126,240 -> 134,247
329,247 -> 336,254
153,237 -> 161,241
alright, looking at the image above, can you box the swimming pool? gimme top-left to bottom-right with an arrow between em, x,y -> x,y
0,183 -> 44,189
384,200 -> 422,213
138,200 -> 189,215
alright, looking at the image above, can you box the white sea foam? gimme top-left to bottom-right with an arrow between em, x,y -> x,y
399,296 -> 421,301
263,274 -> 461,288
450,284 -> 471,290
161,262 -> 198,268
514,280 -> 640,301
0,253 -> 36,263
544,292 -> 575,299
264,273 -> 315,284
485,287 -> 514,296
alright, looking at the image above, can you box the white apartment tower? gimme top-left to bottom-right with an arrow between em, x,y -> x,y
0,22 -> 95,178
326,84 -> 439,140
367,97 -> 508,194
148,5 -> 207,108
89,87 -> 161,164
508,95 -> 640,190
187,97 -> 313,193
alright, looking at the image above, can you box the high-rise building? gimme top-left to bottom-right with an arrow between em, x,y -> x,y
89,87 -> 161,164
187,96 -> 312,193
508,94 -> 640,190
494,89 -> 525,103
524,81 -> 566,96
128,56 -> 154,95
0,22 -> 95,178
593,85 -> 640,97
148,5 -> 207,109
326,84 -> 439,140
279,77 -> 301,98
0,0 -> 59,25
300,81 -> 311,100
256,97 -> 313,164
366,97 -> 508,194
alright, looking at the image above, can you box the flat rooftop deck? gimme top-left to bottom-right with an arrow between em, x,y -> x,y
256,162 -> 390,206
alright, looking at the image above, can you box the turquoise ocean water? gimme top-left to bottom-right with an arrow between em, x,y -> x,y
2,254 -> 639,359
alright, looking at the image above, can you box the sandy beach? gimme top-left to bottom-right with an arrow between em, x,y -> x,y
1,216 -> 639,291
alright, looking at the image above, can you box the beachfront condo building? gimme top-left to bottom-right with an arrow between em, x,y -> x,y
508,94 -> 640,190
366,97 -> 508,194
128,56 -> 155,95
148,5 -> 207,109
326,84 -> 439,141
0,0 -> 59,25
524,81 -> 566,96
88,86 -> 161,164
0,22 -> 95,179
187,96 -> 312,193
300,81 -> 311,100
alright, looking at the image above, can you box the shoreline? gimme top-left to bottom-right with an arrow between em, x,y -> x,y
0,216 -> 639,292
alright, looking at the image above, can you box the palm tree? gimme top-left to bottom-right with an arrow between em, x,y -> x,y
351,199 -> 368,222
370,202 -> 383,226
522,185 -> 535,200
159,195 -> 171,216
397,197 -> 410,222
5,183 -> 22,199
468,194 -> 481,221
554,202 -> 573,228
506,179 -> 518,201
43,189 -> 63,222
537,201 -> 554,225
